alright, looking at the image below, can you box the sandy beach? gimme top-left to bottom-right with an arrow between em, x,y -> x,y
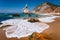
43,17 -> 60,40
0,17 -> 60,40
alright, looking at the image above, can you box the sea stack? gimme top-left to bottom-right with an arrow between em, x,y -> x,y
22,4 -> 29,13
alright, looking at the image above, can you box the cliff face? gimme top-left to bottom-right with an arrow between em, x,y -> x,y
32,2 -> 60,13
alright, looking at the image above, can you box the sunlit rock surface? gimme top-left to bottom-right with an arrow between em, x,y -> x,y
32,2 -> 60,13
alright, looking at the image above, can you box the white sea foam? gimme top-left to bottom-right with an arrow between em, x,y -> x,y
38,16 -> 59,23
0,19 -> 49,38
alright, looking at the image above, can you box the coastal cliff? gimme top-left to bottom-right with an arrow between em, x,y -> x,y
31,2 -> 60,13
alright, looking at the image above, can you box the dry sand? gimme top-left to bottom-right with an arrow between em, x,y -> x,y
0,17 -> 60,40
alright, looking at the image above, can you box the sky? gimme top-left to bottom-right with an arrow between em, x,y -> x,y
0,0 -> 60,13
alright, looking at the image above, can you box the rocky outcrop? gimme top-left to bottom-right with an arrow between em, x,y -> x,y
28,18 -> 40,23
32,2 -> 60,13
29,32 -> 52,40
53,7 -> 60,13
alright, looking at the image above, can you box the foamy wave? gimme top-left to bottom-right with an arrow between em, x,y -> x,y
38,16 -> 59,23
0,19 -> 49,38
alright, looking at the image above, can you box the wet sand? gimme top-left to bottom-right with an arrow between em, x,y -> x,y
0,17 -> 60,40
43,17 -> 60,40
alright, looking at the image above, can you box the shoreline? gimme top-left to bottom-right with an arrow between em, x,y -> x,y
0,15 -> 60,40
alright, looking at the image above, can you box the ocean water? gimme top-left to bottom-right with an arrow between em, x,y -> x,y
0,13 -> 52,21
0,13 -> 13,21
0,13 -> 38,21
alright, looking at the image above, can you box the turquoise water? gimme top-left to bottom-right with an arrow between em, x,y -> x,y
0,13 -> 39,21
0,13 -> 52,21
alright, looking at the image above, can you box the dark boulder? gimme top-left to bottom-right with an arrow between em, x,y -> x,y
28,18 -> 40,23
0,22 -> 3,25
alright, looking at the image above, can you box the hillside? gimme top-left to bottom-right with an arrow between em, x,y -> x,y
31,2 -> 60,13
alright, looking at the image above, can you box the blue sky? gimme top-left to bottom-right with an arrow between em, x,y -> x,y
0,0 -> 60,13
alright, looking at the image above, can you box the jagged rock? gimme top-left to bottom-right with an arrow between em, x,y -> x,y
53,7 -> 60,13
32,2 -> 60,13
28,18 -> 40,23
0,22 -> 3,25
22,4 -> 29,13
